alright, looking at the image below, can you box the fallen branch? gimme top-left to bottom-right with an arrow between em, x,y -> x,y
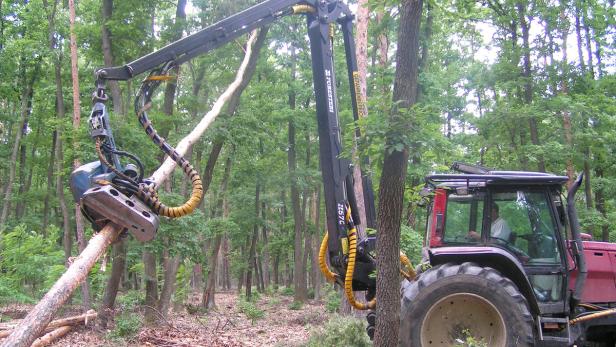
31,326 -> 72,347
0,310 -> 96,338
1,225 -> 120,347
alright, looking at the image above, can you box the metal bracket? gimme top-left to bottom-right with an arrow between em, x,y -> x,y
81,185 -> 159,242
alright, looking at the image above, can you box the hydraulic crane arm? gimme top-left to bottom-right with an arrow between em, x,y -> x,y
72,0 -> 382,305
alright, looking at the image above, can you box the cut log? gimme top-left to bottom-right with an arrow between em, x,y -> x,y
0,225 -> 120,347
0,310 -> 97,338
31,326 -> 72,347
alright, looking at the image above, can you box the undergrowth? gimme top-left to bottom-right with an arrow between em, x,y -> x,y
237,299 -> 265,324
304,315 -> 371,347
107,312 -> 142,341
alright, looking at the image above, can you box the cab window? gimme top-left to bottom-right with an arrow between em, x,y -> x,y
443,191 -> 484,244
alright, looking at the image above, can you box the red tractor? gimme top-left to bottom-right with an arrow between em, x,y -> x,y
399,163 -> 616,346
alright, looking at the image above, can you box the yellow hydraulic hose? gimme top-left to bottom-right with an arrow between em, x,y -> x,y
317,205 -> 415,311
400,252 -> 416,281
345,228 -> 376,310
319,233 -> 337,283
570,308 -> 616,325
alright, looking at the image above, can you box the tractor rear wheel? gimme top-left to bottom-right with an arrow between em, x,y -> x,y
399,262 -> 534,347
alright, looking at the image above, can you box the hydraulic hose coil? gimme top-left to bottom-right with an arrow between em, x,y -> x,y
132,67 -> 203,218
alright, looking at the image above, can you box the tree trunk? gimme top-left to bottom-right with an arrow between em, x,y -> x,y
68,0 -> 90,310
595,168 -> 608,241
288,43 -> 306,302
202,234 -> 222,308
222,234 -> 231,290
517,1 -> 545,172
559,2 -> 575,186
157,255 -> 181,319
245,183 -> 260,300
273,254 -> 280,291
101,0 -> 123,114
0,63 -> 38,230
374,1 -> 423,346
260,202 -> 270,289
574,0 -> 586,71
43,132 -> 57,231
351,0 -> 370,236
1,224 -> 122,347
583,153 -> 593,209
311,189 -> 321,300
143,250 -> 158,324
202,154 -> 231,308
582,3 -> 595,76
99,237 -> 127,328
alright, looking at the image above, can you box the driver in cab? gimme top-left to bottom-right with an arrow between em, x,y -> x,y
468,203 -> 512,242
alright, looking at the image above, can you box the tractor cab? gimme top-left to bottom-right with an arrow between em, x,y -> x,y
423,167 -> 573,313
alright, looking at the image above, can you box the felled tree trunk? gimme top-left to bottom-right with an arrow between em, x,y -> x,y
1,226 -> 119,347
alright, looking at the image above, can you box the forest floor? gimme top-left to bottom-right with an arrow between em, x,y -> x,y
1,290 -> 336,347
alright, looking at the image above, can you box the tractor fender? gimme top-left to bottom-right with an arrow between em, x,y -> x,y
428,246 -> 539,315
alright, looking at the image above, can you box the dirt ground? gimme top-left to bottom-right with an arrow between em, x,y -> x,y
1,291 -> 330,347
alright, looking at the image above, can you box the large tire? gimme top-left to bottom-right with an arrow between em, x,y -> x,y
400,262 -> 534,347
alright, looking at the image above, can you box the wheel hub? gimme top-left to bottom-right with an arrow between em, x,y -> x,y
420,292 -> 506,346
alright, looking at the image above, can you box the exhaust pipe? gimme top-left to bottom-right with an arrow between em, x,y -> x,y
568,173 -> 587,311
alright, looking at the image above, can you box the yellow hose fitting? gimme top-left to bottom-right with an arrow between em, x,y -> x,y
319,233 -> 337,283
292,4 -> 316,14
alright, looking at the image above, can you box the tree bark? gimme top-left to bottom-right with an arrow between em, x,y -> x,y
260,202 -> 270,288
143,250 -> 158,324
0,311 -> 96,338
1,225 -> 121,347
99,237 -> 127,328
68,0 -> 90,310
157,255 -> 181,319
43,132 -> 57,231
374,0 -> 423,346
245,183 -> 260,300
202,154 -> 231,308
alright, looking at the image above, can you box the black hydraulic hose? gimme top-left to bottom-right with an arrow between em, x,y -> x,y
568,173 -> 587,311
102,144 -> 145,183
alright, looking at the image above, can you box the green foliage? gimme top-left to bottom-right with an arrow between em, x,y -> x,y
173,263 -> 191,306
116,290 -> 145,311
288,300 -> 303,310
324,287 -> 341,313
453,329 -> 488,347
237,299 -> 265,324
280,286 -> 294,296
400,225 -> 424,266
107,312 -> 142,340
0,225 -> 65,301
304,315 -> 371,347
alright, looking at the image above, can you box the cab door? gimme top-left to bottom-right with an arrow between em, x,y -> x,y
487,186 -> 567,313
